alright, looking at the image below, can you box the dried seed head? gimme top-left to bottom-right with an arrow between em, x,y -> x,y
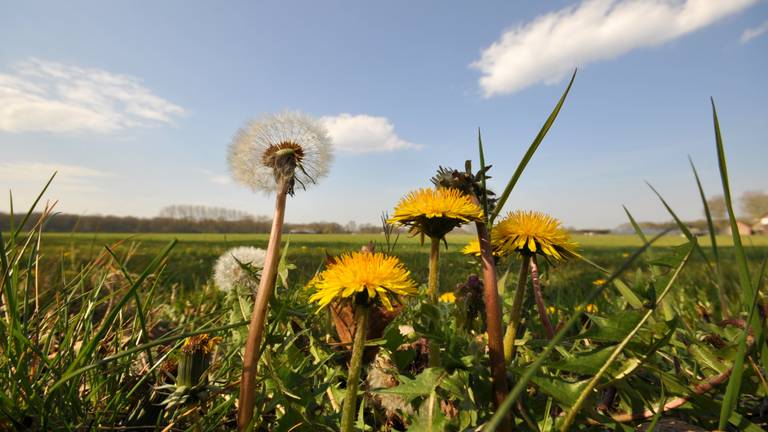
228,111 -> 333,195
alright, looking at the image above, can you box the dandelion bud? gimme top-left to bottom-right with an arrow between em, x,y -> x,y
176,334 -> 220,388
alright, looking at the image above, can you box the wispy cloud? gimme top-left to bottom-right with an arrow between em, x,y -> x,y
0,161 -> 111,192
472,0 -> 757,97
0,58 -> 184,133
200,169 -> 232,185
741,19 -> 768,43
321,113 -> 421,153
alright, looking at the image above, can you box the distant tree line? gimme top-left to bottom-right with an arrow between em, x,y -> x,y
157,205 -> 263,222
707,190 -> 768,223
0,211 -> 349,234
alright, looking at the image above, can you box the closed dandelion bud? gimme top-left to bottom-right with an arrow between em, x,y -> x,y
455,274 -> 486,331
177,334 -> 220,388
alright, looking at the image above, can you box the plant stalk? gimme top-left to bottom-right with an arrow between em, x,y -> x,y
474,221 -> 512,432
530,255 -> 554,339
238,179 -> 289,431
340,305 -> 370,432
428,236 -> 442,367
428,236 -> 440,302
503,258 -> 530,362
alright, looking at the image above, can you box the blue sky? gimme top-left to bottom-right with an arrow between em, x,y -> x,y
1,0 -> 767,229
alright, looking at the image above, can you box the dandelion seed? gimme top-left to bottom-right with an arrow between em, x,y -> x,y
213,246 -> 266,293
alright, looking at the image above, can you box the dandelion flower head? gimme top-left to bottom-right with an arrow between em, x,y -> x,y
462,238 -> 507,258
388,188 -> 483,239
438,292 -> 456,303
494,210 -> 579,262
228,111 -> 333,195
308,251 -> 417,310
181,334 -> 222,355
213,246 -> 267,293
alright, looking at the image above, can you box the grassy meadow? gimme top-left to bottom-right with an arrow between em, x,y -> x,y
3,226 -> 767,430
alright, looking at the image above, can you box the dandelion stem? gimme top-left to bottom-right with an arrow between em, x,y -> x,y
530,255 -> 554,340
340,304 -> 369,432
503,258 -> 530,362
238,179 -> 289,431
474,221 -> 512,432
428,236 -> 440,301
428,236 -> 442,367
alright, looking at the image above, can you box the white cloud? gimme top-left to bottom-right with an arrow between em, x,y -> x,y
200,169 -> 232,185
0,161 -> 111,192
741,20 -> 768,43
321,113 -> 421,153
0,58 -> 185,133
472,0 -> 757,97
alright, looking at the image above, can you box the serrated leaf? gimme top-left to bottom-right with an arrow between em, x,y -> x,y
375,368 -> 447,402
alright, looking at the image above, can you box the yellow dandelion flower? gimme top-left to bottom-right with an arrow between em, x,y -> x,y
592,278 -> 607,286
462,239 -> 507,258
546,305 -> 558,315
308,251 -> 417,310
494,210 -> 579,262
585,304 -> 598,314
181,334 -> 222,355
388,188 -> 483,239
438,292 -> 456,303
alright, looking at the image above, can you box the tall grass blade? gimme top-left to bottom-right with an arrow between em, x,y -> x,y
712,98 -> 762,428
646,182 -> 712,272
51,320 -> 248,391
478,128 -> 490,222
711,99 -> 757,334
490,70 -> 576,224
484,231 -> 667,431
718,277 -> 761,429
61,240 -> 177,376
560,245 -> 692,430
12,172 -> 56,240
689,156 -> 726,317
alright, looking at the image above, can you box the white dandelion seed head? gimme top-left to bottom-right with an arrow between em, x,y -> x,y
213,246 -> 267,293
228,111 -> 333,194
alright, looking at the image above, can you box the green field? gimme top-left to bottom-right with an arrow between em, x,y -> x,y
5,228 -> 768,429
43,233 -> 768,287
36,231 -> 768,310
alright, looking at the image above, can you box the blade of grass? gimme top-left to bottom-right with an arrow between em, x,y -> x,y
62,240 -> 176,376
104,245 -> 154,365
490,70 -> 577,224
712,98 -> 762,427
578,255 -> 644,310
646,182 -> 713,274
484,230 -> 668,431
689,156 -> 726,318
12,172 -> 56,240
50,319 -> 248,392
718,274 -> 762,429
478,128 -> 490,223
711,99 -> 756,331
560,246 -> 693,430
